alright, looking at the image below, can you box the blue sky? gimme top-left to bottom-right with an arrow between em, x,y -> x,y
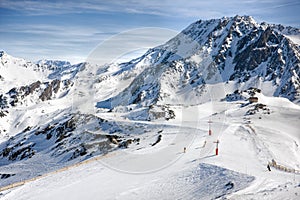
0,0 -> 299,64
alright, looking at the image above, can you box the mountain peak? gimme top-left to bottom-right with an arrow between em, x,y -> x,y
37,59 -> 71,68
0,50 -> 7,58
95,16 -> 300,109
232,15 -> 255,21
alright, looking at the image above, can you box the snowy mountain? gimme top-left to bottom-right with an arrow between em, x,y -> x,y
0,16 -> 300,199
96,15 -> 300,110
36,60 -> 72,70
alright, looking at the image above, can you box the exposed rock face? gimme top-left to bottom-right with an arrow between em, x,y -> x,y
0,79 -> 73,107
39,79 -> 61,101
0,113 -> 144,163
96,15 -> 300,110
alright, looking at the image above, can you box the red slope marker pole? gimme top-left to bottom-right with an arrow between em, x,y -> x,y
208,120 -> 212,136
213,140 -> 219,155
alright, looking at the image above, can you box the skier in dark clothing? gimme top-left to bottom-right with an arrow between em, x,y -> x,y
267,164 -> 271,171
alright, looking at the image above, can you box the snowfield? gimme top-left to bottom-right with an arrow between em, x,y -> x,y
1,97 -> 299,200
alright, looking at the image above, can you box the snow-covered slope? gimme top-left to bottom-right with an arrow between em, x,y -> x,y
1,95 -> 299,200
0,51 -> 49,94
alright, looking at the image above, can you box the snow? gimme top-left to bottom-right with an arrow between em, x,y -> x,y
285,35 -> 300,45
1,16 -> 300,199
255,92 -> 300,109
0,52 -> 48,93
1,95 -> 300,200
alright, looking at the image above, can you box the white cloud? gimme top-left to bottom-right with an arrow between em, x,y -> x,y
0,24 -> 106,38
1,0 -> 299,26
87,27 -> 178,65
0,24 -> 179,64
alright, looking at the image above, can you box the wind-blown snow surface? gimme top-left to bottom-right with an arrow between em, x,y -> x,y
1,15 -> 300,199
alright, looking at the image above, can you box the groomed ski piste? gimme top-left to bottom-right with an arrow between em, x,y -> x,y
1,94 -> 299,200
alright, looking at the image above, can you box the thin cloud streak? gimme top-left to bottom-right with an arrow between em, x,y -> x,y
1,0 -> 299,26
1,0 -> 297,20
0,24 -> 105,38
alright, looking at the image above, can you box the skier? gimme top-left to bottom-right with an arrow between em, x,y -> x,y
267,164 -> 271,171
183,147 -> 186,153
